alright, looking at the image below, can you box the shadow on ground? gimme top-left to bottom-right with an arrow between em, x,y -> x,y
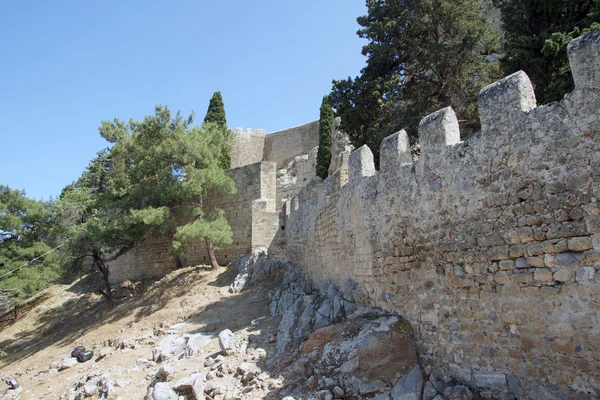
0,266 -> 213,366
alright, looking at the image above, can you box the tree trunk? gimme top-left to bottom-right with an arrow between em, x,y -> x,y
92,250 -> 114,308
175,255 -> 183,269
204,237 -> 219,269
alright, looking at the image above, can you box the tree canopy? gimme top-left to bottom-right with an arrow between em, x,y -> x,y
496,0 -> 600,104
60,106 -> 236,305
331,0 -> 501,164
0,186 -> 64,313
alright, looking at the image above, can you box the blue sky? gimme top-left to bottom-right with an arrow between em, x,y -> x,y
0,1 -> 367,200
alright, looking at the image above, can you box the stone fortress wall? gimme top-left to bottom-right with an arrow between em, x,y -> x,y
108,29 -> 600,399
108,121 -> 320,281
284,31 -> 600,399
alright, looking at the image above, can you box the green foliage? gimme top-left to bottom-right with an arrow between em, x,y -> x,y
496,0 -> 599,104
203,91 -> 232,170
203,91 -> 227,126
316,95 -> 334,180
60,106 -> 236,296
0,186 -> 64,308
331,0 -> 501,164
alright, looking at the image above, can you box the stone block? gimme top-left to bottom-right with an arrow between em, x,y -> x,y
380,130 -> 412,171
534,269 -> 553,283
575,266 -> 596,282
554,269 -> 574,283
418,107 -> 461,154
568,236 -> 593,252
512,273 -> 533,284
494,271 -> 510,285
348,145 -> 376,182
526,256 -> 546,268
478,70 -> 537,132
555,252 -> 582,266
567,29 -> 600,90
499,260 -> 514,270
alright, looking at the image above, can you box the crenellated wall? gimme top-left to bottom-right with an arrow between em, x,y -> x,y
285,31 -> 600,398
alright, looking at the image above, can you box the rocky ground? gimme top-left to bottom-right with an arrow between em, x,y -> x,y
0,250 -> 485,400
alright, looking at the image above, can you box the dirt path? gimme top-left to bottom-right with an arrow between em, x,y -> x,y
0,266 -> 284,399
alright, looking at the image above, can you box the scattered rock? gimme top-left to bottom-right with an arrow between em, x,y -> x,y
5,379 -> 19,390
332,386 -> 344,398
82,384 -> 96,397
76,350 -> 94,363
136,358 -> 157,368
186,333 -> 212,357
218,329 -> 236,355
152,382 -> 178,400
443,385 -> 473,400
70,346 -> 86,359
172,374 -> 205,399
390,365 -> 423,399
58,357 -> 78,371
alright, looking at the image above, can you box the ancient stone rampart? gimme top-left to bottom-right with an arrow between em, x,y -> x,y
108,161 -> 280,281
284,31 -> 600,398
230,121 -> 319,170
262,121 -> 320,167
230,128 -> 265,169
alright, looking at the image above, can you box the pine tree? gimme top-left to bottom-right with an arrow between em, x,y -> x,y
316,96 -> 334,180
331,0 -> 500,164
496,0 -> 599,104
60,106 -> 236,306
0,186 -> 64,315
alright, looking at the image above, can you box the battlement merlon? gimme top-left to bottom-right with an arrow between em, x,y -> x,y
234,127 -> 266,137
418,106 -> 461,154
348,145 -> 376,183
567,29 -> 600,90
478,71 -> 537,134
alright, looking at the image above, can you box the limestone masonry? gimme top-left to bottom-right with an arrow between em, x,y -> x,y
109,30 -> 600,398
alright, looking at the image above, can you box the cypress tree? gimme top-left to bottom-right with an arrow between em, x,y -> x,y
203,91 -> 227,126
316,95 -> 334,180
203,91 -> 232,170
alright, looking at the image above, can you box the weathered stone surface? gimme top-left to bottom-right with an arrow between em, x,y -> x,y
152,382 -> 178,400
186,333 -> 212,356
391,365 -> 423,399
58,358 -> 78,371
576,266 -> 595,282
554,269 -> 573,283
473,372 -> 506,390
218,329 -> 236,355
567,29 -> 600,90
104,30 -> 600,400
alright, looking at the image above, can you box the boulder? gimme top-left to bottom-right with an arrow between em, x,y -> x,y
76,350 -> 94,363
186,333 -> 211,356
152,382 -> 178,400
218,329 -> 235,355
70,346 -> 86,358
